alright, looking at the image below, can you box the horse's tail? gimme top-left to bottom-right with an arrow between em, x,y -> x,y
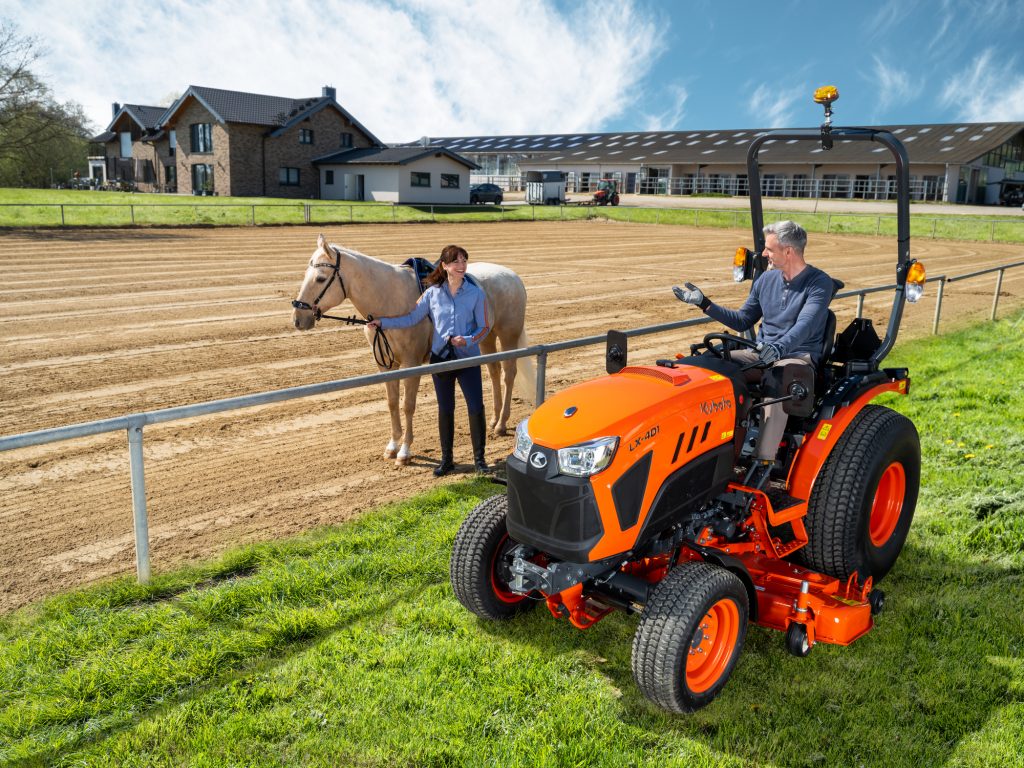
514,327 -> 537,405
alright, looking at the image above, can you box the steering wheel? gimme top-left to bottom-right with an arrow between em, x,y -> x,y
692,332 -> 765,371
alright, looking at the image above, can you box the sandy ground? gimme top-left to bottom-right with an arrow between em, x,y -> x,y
2,220 -> 1022,612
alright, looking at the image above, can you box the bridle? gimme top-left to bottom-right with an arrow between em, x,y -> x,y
290,244 -> 396,369
291,245 -> 346,320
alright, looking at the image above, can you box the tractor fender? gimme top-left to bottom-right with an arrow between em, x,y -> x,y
787,374 -> 910,503
683,545 -> 758,621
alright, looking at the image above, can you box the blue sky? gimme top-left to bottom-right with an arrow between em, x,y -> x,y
4,0 -> 1023,141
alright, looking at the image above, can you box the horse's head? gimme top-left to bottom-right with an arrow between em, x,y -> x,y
292,233 -> 348,330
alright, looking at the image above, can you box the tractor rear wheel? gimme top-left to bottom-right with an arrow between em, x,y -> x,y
450,494 -> 537,620
799,405 -> 920,583
631,562 -> 748,713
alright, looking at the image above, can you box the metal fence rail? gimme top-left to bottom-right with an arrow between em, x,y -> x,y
1,261 -> 1022,583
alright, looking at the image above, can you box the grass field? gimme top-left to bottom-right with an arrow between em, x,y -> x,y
1,314 -> 1022,767
1,188 -> 1022,242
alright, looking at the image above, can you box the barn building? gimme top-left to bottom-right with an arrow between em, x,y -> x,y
412,121 -> 1024,206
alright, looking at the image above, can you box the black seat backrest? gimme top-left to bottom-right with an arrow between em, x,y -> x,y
821,278 -> 844,365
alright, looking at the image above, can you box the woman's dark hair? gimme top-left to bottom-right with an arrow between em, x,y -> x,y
425,244 -> 469,287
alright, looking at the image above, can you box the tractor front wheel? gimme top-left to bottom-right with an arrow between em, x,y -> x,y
631,562 -> 748,713
450,494 -> 537,620
800,405 -> 920,583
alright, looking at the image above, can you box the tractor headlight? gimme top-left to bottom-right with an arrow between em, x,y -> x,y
906,260 -> 926,303
513,419 -> 532,462
557,437 -> 619,477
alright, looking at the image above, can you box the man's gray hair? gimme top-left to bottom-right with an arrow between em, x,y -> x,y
763,220 -> 807,254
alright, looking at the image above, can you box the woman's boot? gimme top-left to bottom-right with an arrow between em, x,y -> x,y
434,411 -> 455,477
469,410 -> 489,473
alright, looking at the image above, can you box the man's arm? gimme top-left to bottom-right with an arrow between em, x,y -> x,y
705,291 -> 763,333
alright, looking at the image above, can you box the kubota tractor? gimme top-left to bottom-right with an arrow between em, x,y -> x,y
450,87 -> 929,713
593,178 -> 620,206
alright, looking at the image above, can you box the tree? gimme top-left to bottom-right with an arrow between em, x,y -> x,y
0,19 -> 92,187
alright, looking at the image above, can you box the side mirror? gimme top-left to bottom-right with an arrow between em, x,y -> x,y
763,365 -> 815,417
606,330 -> 627,374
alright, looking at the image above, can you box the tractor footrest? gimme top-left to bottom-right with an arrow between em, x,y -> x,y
764,488 -> 807,524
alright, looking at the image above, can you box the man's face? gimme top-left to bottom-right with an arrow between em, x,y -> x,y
763,233 -> 792,271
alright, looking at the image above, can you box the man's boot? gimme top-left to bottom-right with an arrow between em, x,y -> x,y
469,410 -> 489,474
434,411 -> 455,477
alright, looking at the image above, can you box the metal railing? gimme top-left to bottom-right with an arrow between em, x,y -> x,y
1,261 -> 1022,584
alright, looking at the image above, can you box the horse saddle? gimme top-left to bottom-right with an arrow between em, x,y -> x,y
402,257 -> 479,296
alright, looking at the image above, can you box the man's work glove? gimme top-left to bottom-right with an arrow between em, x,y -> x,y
672,282 -> 711,310
756,341 -> 782,365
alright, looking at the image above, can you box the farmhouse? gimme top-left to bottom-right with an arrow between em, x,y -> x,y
417,121 -> 1024,205
92,85 -> 385,198
314,145 -> 479,204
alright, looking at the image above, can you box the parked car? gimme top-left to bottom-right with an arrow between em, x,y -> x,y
470,183 -> 503,204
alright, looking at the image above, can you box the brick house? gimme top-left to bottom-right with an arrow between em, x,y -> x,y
158,85 -> 384,197
91,103 -> 173,192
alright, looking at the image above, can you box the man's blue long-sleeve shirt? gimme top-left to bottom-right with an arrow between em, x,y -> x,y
705,265 -> 834,364
380,280 -> 490,358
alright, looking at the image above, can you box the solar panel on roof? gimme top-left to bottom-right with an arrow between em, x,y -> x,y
654,150 -> 667,155
702,149 -> 716,154
687,140 -> 700,145
631,156 -> 645,160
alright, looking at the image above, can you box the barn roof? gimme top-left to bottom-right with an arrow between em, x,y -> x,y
314,146 -> 479,169
406,122 -> 1024,167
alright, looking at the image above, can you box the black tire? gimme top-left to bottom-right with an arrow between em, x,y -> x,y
450,494 -> 536,620
800,405 -> 920,583
495,196 -> 503,205
611,195 -> 620,206
632,562 -> 748,713
785,622 -> 811,657
470,195 -> 479,204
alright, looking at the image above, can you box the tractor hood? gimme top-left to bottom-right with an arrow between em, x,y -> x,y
527,364 -> 738,450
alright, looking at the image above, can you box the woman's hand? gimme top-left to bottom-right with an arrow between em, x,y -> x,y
450,335 -> 467,348
366,319 -> 382,330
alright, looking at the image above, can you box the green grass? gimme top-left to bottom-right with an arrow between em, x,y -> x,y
2,313 -> 1023,766
2,188 -> 1022,243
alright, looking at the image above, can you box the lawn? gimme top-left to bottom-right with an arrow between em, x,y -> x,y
1,188 -> 1022,243
2,313 -> 1022,767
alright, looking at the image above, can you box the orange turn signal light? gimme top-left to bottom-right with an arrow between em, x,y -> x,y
906,260 -> 926,303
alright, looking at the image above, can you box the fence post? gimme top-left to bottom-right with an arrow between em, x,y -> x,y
932,277 -> 945,334
931,219 -> 937,239
130,205 -> 135,225
251,205 -> 256,226
856,293 -> 865,319
535,350 -> 547,406
694,209 -> 700,227
992,269 -> 1005,320
431,205 -> 436,223
656,210 -> 660,225
127,422 -> 151,584
826,214 -> 832,233
875,216 -> 881,236
350,206 -> 354,223
60,205 -> 65,226
990,220 -> 996,242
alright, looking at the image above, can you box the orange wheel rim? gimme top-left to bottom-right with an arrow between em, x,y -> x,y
490,533 -> 526,605
869,462 -> 906,547
686,597 -> 740,693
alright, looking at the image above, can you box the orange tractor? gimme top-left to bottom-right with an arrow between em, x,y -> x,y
592,178 -> 620,206
450,87 -> 929,712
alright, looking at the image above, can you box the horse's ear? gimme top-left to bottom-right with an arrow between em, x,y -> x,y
317,233 -> 327,250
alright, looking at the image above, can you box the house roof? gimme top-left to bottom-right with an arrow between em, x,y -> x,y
160,85 -> 384,146
406,122 -> 1024,168
93,104 -> 168,143
313,146 -> 480,169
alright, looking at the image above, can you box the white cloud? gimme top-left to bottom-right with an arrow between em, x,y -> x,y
872,56 -> 913,110
941,48 -> 1024,122
636,85 -> 688,132
5,0 -> 665,140
749,83 -> 803,129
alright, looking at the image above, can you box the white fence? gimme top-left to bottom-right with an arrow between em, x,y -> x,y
0,261 -> 1021,584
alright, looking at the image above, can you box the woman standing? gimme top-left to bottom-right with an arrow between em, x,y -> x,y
367,245 -> 491,476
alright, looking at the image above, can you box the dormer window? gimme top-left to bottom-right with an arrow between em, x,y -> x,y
190,123 -> 212,153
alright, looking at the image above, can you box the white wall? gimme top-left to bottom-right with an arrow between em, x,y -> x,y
395,155 -> 472,204
320,166 -> 399,202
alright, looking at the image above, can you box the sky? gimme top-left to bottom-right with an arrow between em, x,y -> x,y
3,0 -> 1024,142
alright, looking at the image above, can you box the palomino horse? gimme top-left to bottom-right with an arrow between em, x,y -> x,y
292,235 -> 535,465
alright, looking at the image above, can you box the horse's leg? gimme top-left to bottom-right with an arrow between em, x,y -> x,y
479,336 -> 503,434
384,379 -> 402,459
497,357 -> 517,436
396,372 -> 420,466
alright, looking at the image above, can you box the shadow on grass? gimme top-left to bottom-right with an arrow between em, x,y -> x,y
1,228 -> 201,241
474,541 -> 1021,767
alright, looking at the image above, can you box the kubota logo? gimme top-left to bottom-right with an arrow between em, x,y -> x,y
699,397 -> 733,416
529,452 -> 548,469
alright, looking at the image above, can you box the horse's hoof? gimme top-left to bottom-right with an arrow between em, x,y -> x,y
395,456 -> 411,467
384,449 -> 398,459
492,427 -> 507,437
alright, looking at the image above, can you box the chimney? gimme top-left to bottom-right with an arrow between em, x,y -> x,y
112,102 -> 121,118
322,86 -> 336,100
419,135 -> 430,147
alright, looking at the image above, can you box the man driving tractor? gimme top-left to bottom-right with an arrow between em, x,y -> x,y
674,220 -> 836,484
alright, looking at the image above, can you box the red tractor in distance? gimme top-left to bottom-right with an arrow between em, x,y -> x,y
450,86 -> 930,713
592,178 -> 621,206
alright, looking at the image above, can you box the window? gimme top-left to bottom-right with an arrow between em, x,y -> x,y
325,170 -> 335,185
340,132 -> 353,148
190,123 -> 212,153
411,172 -> 431,187
165,164 -> 177,186
191,163 -> 213,194
169,130 -> 176,157
300,129 -> 314,145
119,132 -> 132,158
279,167 -> 300,186
440,173 -> 460,189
